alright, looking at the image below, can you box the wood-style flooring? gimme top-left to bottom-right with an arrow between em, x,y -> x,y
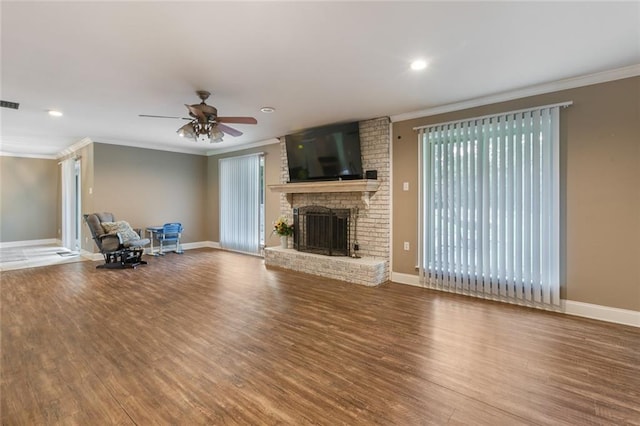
1,249 -> 639,425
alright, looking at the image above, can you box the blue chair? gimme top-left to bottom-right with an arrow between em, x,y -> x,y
157,223 -> 183,255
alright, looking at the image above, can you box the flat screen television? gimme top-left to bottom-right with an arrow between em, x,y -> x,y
285,122 -> 363,182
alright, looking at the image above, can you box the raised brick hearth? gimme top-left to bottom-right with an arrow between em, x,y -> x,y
264,246 -> 387,286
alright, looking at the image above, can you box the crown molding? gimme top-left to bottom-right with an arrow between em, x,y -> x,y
391,64 -> 640,123
0,151 -> 58,160
205,138 -> 280,156
91,138 -> 207,156
56,137 -> 93,159
53,136 -> 280,158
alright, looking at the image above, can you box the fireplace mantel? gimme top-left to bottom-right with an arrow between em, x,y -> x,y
268,179 -> 380,206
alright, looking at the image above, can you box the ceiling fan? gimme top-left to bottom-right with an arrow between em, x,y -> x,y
139,90 -> 257,143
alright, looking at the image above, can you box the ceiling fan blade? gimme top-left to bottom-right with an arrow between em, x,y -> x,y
217,123 -> 243,137
139,114 -> 189,120
218,116 -> 257,125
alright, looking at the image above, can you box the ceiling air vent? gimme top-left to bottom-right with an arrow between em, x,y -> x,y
0,100 -> 20,110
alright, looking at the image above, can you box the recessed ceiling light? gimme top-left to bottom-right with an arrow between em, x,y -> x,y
48,110 -> 63,117
410,59 -> 428,71
260,107 -> 276,113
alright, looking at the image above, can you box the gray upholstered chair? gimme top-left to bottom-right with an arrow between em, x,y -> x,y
84,212 -> 150,269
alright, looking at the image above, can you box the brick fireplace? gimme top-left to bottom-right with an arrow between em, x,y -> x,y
264,117 -> 390,286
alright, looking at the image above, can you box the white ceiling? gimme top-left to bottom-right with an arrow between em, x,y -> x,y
2,1 -> 639,157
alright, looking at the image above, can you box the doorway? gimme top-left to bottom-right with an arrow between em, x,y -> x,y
61,157 -> 81,252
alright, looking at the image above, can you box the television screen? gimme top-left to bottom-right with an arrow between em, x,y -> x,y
285,122 -> 363,182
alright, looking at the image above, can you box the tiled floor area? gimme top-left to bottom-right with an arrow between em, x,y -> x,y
0,244 -> 87,271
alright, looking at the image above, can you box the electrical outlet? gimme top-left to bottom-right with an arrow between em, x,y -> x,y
403,241 -> 410,251
403,182 -> 409,191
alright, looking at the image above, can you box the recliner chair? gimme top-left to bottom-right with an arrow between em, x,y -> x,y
84,212 -> 150,268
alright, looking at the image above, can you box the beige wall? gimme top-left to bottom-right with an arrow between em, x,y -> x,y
0,156 -> 59,242
392,76 -> 640,311
90,143 -> 207,247
206,142 -> 281,246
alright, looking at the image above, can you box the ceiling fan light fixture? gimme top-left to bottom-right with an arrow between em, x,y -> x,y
177,122 -> 196,139
209,126 -> 224,143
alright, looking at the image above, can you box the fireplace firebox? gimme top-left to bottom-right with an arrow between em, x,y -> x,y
293,206 -> 350,256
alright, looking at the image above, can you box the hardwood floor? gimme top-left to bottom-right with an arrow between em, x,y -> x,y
1,249 -> 639,425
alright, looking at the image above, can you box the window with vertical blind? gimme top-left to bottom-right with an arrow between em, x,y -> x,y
219,153 -> 264,255
417,102 -> 569,307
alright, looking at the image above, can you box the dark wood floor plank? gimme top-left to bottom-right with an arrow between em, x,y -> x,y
2,249 -> 639,425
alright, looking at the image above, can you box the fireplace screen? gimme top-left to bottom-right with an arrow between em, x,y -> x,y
293,206 -> 350,256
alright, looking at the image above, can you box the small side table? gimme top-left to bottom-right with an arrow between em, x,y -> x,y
146,226 -> 163,256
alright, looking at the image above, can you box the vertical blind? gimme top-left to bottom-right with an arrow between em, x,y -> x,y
219,153 -> 263,255
417,103 -> 569,307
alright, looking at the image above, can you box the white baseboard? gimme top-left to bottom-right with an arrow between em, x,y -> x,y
0,238 -> 58,249
181,241 -> 214,250
82,250 -> 103,261
391,272 -> 422,287
80,241 -> 217,259
562,300 -> 639,328
145,241 -> 262,257
391,272 -> 639,328
143,241 -> 219,255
